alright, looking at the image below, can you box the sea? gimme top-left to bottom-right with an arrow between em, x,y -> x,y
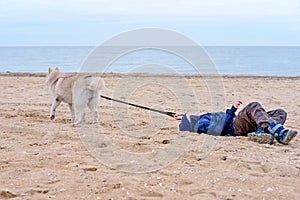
0,46 -> 299,76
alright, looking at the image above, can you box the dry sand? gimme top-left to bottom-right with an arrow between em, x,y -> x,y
0,73 -> 299,199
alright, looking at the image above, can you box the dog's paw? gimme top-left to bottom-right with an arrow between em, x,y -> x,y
73,120 -> 82,125
50,115 -> 55,120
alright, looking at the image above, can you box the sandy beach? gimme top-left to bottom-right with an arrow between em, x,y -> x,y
0,73 -> 299,199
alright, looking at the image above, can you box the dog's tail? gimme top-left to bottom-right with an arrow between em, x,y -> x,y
87,77 -> 105,91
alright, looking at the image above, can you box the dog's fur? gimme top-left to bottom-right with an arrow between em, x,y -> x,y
46,67 -> 105,124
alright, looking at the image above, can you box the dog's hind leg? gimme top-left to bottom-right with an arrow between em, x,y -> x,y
73,92 -> 87,125
74,100 -> 86,125
50,97 -> 62,120
74,109 -> 85,125
88,93 -> 99,124
68,103 -> 75,122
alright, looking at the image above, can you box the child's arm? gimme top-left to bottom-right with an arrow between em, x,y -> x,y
221,101 -> 243,136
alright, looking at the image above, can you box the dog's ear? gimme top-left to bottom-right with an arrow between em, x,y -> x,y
55,67 -> 59,71
48,67 -> 52,73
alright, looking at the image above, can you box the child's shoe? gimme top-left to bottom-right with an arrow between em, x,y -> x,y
267,122 -> 297,145
248,127 -> 274,144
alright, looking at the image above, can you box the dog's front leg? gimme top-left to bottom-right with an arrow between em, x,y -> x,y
68,103 -> 75,122
50,97 -> 61,120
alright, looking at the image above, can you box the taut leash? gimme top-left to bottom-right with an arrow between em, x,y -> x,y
100,95 -> 176,117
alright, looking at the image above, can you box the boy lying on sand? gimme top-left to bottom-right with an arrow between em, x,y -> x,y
174,101 -> 297,145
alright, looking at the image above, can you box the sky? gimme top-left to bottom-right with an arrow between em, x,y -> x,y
0,0 -> 300,46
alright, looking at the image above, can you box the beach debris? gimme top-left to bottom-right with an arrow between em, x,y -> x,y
81,166 -> 98,172
112,183 -> 121,189
140,136 -> 151,140
29,188 -> 49,195
141,191 -> 164,197
0,189 -> 17,198
239,175 -> 246,181
162,139 -> 170,144
221,155 -> 227,160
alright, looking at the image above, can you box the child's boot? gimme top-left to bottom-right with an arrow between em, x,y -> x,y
267,122 -> 297,145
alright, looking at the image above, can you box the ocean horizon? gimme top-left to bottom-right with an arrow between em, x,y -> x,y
1,46 -> 299,76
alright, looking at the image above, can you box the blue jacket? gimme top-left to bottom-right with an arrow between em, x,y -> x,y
179,106 -> 237,136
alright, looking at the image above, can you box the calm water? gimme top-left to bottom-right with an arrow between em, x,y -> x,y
0,46 -> 299,75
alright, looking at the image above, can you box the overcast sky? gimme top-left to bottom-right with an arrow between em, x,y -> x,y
0,0 -> 299,46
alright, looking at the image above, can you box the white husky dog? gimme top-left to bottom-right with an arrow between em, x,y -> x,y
46,67 -> 105,124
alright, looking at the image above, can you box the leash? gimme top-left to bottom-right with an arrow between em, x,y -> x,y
100,95 -> 176,117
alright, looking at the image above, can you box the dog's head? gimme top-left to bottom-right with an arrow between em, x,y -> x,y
46,67 -> 60,87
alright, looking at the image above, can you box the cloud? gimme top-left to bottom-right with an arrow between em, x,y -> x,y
1,0 -> 299,46
0,0 -> 299,23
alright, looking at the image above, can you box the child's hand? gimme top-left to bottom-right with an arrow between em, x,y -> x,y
233,100 -> 243,108
174,113 -> 183,120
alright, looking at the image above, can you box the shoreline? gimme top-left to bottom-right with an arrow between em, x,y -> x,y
1,71 -> 300,79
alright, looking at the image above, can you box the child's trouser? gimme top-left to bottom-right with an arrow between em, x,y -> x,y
233,102 -> 287,136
